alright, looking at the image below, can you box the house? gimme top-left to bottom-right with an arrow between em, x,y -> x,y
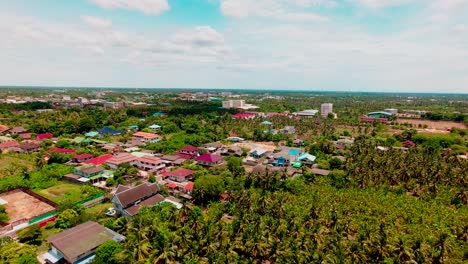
402,140 -> 416,147
105,153 -> 137,170
249,147 -> 267,158
220,146 -> 243,156
148,124 -> 161,131
84,154 -> 113,166
48,147 -> 76,154
0,141 -> 20,151
72,153 -> 94,163
296,153 -> 317,167
202,142 -> 223,152
280,126 -> 296,135
311,168 -> 331,176
270,147 -> 302,167
19,133 -> 32,140
85,131 -> 99,137
20,142 -> 41,154
162,168 -> 195,182
0,124 -> 9,134
196,153 -> 224,166
98,127 -> 124,136
232,113 -> 256,119
37,133 -> 53,141
226,136 -> 245,142
176,145 -> 199,159
183,182 -> 194,194
260,121 -> 273,125
161,155 -> 186,166
293,138 -> 305,146
135,156 -> 165,173
111,183 -> 164,218
99,143 -> 122,153
74,164 -> 106,183
44,221 -> 124,264
294,109 -> 319,117
132,131 -> 161,145
9,126 -> 27,135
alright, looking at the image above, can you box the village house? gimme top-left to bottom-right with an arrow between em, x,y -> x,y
9,126 -> 27,135
97,127 -> 124,136
161,154 -> 186,167
176,145 -> 199,160
220,146 -> 243,156
249,147 -> 267,159
111,183 -> 164,218
48,147 -> 76,154
72,153 -> 94,163
295,153 -> 317,167
0,136 -> 14,143
84,154 -> 113,166
131,131 -> 161,145
44,221 -> 124,264
0,124 -> 9,134
162,167 -> 195,182
20,142 -> 41,154
105,153 -> 138,170
37,133 -> 53,141
0,141 -> 20,152
196,153 -> 224,166
135,156 -> 165,173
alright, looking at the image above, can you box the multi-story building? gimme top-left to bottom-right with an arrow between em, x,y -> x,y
321,103 -> 333,117
222,100 -> 245,109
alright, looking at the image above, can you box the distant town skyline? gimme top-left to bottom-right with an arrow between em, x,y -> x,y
1,0 -> 467,93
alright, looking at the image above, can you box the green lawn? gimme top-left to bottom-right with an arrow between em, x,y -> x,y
35,181 -> 83,203
86,202 -> 113,217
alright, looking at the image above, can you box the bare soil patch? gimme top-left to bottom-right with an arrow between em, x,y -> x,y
396,119 -> 466,130
0,190 -> 55,223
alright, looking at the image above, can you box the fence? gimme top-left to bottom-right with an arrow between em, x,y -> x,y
28,211 -> 56,225
75,193 -> 105,208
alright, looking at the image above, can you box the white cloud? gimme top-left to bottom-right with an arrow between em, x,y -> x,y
351,0 -> 416,9
220,0 -> 328,22
89,0 -> 169,15
81,15 -> 112,29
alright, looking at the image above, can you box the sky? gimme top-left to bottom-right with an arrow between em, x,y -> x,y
1,0 -> 468,93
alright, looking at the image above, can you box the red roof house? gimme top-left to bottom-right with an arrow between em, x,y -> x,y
0,141 -> 20,151
49,147 -> 76,154
165,182 -> 178,189
196,153 -> 224,166
402,140 -> 416,147
37,133 -> 53,141
232,113 -> 256,119
85,154 -> 114,166
184,182 -> 194,192
72,153 -> 94,163
176,145 -> 199,159
0,125 -> 9,134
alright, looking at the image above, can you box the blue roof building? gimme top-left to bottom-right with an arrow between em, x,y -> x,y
98,127 -> 124,136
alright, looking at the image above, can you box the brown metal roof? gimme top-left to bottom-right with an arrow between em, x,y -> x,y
79,166 -> 104,175
115,183 -> 160,208
125,194 -> 165,216
47,221 -> 115,263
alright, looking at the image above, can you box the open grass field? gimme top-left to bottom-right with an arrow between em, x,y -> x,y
0,189 -> 55,223
0,155 -> 36,178
86,202 -> 113,216
397,118 -> 466,130
34,181 -> 83,203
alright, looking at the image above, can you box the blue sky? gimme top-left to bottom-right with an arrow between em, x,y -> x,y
1,0 -> 467,92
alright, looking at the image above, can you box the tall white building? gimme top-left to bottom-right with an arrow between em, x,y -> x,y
321,103 -> 333,117
222,100 -> 245,109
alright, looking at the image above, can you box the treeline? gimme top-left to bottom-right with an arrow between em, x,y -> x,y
345,140 -> 468,204
97,173 -> 467,263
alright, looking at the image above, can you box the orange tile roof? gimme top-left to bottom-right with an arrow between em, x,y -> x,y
133,131 -> 160,139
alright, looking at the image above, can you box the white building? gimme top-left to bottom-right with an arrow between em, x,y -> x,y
384,108 -> 398,115
295,109 -> 319,118
222,100 -> 245,109
321,103 -> 333,117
